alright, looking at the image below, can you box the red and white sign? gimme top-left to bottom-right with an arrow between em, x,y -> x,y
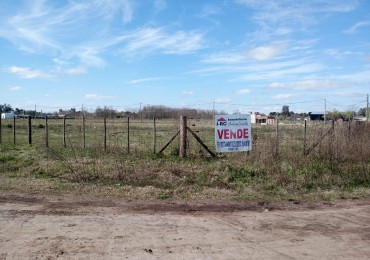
215,114 -> 252,152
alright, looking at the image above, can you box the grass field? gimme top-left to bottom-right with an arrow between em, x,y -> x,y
0,117 -> 369,201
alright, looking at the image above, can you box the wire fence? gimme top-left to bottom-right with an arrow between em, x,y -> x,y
0,116 -> 369,159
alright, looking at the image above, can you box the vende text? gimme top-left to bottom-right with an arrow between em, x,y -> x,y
217,129 -> 249,139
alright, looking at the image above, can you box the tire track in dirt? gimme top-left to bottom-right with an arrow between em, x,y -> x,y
0,192 -> 369,259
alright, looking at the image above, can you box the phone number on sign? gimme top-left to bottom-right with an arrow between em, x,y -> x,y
216,140 -> 250,148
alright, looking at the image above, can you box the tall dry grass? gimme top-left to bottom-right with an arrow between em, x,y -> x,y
1,119 -> 369,199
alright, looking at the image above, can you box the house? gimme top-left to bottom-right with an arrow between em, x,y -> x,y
308,112 -> 324,121
255,115 -> 275,125
336,117 -> 345,123
353,116 -> 366,122
1,112 -> 16,119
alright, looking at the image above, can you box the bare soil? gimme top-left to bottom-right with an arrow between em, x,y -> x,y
0,192 -> 369,259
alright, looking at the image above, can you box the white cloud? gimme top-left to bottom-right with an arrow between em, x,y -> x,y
236,1 -> 356,24
1,1 -> 205,71
333,92 -> 364,97
236,0 -> 357,40
236,62 -> 324,81
9,86 -> 22,91
120,0 -> 134,23
129,77 -> 164,84
268,79 -> 344,90
6,66 -> 53,79
181,91 -> 194,96
122,27 -> 205,56
63,66 -> 87,75
336,70 -> 370,82
269,82 -> 285,89
343,21 -> 370,34
200,4 -> 221,17
202,53 -> 246,64
248,45 -> 283,61
214,97 -> 231,103
84,94 -> 115,101
202,43 -> 288,65
272,93 -> 298,100
154,0 -> 167,11
324,49 -> 360,59
235,89 -> 251,95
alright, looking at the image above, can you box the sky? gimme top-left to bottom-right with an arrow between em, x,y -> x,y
1,0 -> 369,114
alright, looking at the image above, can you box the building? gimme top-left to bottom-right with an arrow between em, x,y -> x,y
1,112 -> 16,119
353,116 -> 366,122
255,115 -> 275,125
308,112 -> 324,121
249,112 -> 275,125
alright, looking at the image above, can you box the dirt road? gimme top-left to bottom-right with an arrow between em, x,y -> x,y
0,192 -> 369,259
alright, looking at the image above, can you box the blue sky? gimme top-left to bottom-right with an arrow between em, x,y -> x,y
1,0 -> 369,114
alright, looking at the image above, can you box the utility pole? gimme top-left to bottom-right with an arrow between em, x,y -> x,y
212,102 -> 215,120
34,105 -> 37,119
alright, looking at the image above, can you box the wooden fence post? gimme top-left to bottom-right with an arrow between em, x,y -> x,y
13,116 -> 16,145
275,117 -> 279,157
179,116 -> 187,157
45,116 -> 49,148
127,117 -> 130,154
303,120 -> 307,155
330,120 -> 335,158
104,116 -> 107,151
348,121 -> 351,136
28,116 -> 32,145
63,116 -> 66,148
82,116 -> 86,149
153,117 -> 156,154
0,115 -> 2,145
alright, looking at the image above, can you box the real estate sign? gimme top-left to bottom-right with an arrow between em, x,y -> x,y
215,114 -> 252,152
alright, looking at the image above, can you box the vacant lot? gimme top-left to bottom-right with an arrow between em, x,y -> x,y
0,120 -> 369,259
0,192 -> 369,259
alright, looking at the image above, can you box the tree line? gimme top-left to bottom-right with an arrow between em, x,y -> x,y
1,103 -> 367,120
0,104 -> 223,120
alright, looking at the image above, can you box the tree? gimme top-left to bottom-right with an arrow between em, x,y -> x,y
358,107 -> 366,116
281,105 -> 290,116
269,112 -> 278,116
0,104 -> 13,113
95,106 -> 119,118
326,110 -> 355,121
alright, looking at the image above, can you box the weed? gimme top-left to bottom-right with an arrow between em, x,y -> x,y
0,155 -> 16,163
158,192 -> 170,200
195,171 -> 207,187
0,120 -> 369,200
